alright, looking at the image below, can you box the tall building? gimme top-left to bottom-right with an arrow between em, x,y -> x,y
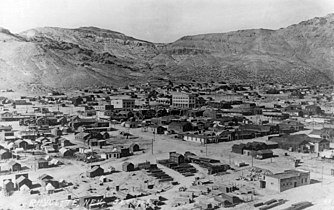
171,92 -> 196,108
110,99 -> 135,111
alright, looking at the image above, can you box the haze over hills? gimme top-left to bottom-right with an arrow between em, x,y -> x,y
1,14 -> 334,92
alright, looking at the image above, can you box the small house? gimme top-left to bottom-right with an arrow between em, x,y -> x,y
149,125 -> 166,134
169,152 -> 185,164
0,149 -> 12,160
16,175 -> 32,190
3,179 -> 15,195
256,149 -> 274,159
129,143 -> 140,153
45,182 -> 56,194
86,165 -> 104,178
7,160 -> 21,171
122,162 -> 134,172
38,159 -> 49,169
168,121 -> 192,133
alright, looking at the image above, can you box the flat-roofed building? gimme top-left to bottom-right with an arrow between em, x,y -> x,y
265,169 -> 310,192
171,92 -> 196,108
110,99 -> 135,111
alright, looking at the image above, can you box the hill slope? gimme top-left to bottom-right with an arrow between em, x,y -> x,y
1,14 -> 334,91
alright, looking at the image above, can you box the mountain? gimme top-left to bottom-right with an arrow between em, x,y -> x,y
1,14 -> 334,92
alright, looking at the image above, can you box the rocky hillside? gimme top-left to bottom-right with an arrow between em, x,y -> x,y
161,14 -> 334,85
1,14 -> 334,91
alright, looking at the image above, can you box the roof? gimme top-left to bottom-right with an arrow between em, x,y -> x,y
59,147 -> 69,154
20,184 -> 31,191
75,132 -> 90,138
309,129 -> 322,135
3,179 -> 12,185
270,134 -> 310,145
267,170 -> 309,180
45,183 -> 56,190
122,162 -> 133,166
88,166 -> 103,173
256,149 -> 273,154
7,160 -> 20,167
16,176 -> 27,183
38,174 -> 53,180
0,149 -> 10,155
169,121 -> 191,126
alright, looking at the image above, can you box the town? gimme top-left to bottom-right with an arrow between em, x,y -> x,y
0,80 -> 334,210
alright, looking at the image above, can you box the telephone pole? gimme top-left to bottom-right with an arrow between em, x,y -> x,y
151,138 -> 154,155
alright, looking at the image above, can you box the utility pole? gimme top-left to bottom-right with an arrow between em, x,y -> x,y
206,140 -> 208,156
322,165 -> 324,186
151,138 -> 154,155
251,148 -> 254,167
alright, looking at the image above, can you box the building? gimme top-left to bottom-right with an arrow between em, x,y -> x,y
110,99 -> 135,111
7,160 -> 21,171
171,92 -> 196,108
3,179 -> 15,195
0,149 -> 12,160
270,134 -> 310,152
168,121 -> 192,133
86,165 -> 104,178
15,174 -> 32,190
255,149 -> 274,159
129,143 -> 140,153
265,170 -> 310,192
183,134 -> 218,144
59,148 -> 74,157
149,125 -> 166,134
38,159 -> 49,169
169,152 -> 185,164
122,162 -> 134,172
270,134 -> 328,153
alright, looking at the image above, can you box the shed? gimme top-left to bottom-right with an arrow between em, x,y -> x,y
86,165 -> 104,178
59,148 -> 74,157
38,174 -> 53,181
129,143 -> 140,153
3,179 -> 15,194
45,182 -> 56,194
169,152 -> 185,164
38,159 -> 49,169
0,149 -> 12,160
122,162 -> 134,172
7,160 -> 21,171
16,176 -> 32,190
256,149 -> 274,159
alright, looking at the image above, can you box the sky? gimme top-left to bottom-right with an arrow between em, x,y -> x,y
0,0 -> 334,43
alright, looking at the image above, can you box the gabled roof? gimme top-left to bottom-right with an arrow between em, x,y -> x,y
270,134 -> 310,145
256,149 -> 273,154
309,129 -> 322,136
7,160 -> 20,167
88,166 -> 103,173
16,176 -> 28,183
0,149 -> 10,155
38,174 -> 53,180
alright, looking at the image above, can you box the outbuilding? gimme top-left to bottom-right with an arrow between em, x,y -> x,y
122,162 -> 134,172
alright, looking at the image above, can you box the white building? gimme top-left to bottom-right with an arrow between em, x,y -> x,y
110,99 -> 135,111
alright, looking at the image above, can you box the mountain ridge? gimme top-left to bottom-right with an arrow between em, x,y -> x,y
0,13 -> 334,92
